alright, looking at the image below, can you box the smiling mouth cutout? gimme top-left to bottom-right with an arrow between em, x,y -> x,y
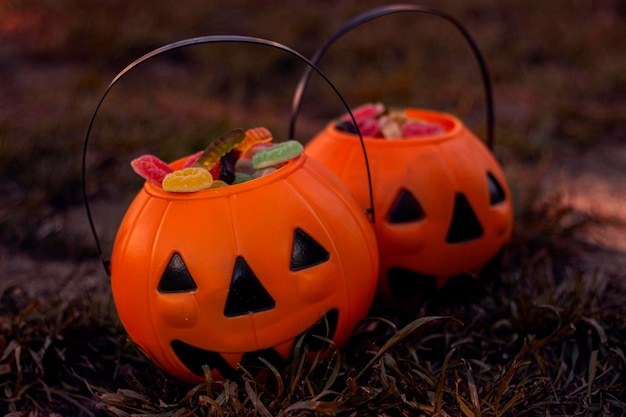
170,309 -> 339,380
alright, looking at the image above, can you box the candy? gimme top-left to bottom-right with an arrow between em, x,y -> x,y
379,115 -> 402,139
252,140 -> 303,169
402,121 -> 445,137
162,167 -> 214,192
218,150 -> 239,184
358,117 -> 382,137
335,102 -> 446,140
340,102 -> 385,124
182,151 -> 203,169
193,128 -> 246,171
131,154 -> 174,186
236,127 -> 273,154
233,172 -> 253,184
209,180 -> 229,189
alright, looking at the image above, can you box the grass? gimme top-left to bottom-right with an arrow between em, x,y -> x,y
2,219 -> 625,416
1,0 -> 625,415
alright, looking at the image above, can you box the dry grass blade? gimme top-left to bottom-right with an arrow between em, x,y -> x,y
244,380 -> 272,417
355,316 -> 450,381
435,347 -> 456,414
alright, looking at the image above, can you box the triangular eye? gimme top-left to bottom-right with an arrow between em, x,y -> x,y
224,257 -> 275,317
290,228 -> 330,271
158,253 -> 197,293
446,193 -> 484,243
388,189 -> 426,223
487,172 -> 506,205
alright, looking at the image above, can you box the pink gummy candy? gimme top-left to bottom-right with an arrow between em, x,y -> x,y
402,121 -> 445,138
131,154 -> 174,186
341,102 -> 385,124
358,117 -> 382,137
182,151 -> 203,168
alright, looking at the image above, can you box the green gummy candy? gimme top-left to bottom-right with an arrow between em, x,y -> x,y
233,171 -> 253,184
251,140 -> 303,169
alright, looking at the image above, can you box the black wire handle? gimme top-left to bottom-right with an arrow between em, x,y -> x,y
81,35 -> 376,276
289,4 -> 495,149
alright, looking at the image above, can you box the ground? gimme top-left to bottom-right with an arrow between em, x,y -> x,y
1,0 -> 625,415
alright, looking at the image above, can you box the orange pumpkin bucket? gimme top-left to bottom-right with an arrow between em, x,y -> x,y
290,6 -> 514,307
82,36 -> 378,382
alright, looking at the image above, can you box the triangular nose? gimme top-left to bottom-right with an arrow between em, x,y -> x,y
224,256 -> 275,317
446,193 -> 484,243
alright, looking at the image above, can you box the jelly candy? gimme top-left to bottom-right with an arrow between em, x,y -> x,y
218,150 -> 239,184
402,121 -> 445,137
236,127 -> 273,154
340,102 -> 385,124
182,151 -> 203,169
252,166 -> 280,178
233,171 -> 253,184
209,180 -> 229,189
379,115 -> 402,139
193,128 -> 246,171
359,117 -> 382,137
162,167 -> 214,192
131,154 -> 174,186
252,140 -> 303,169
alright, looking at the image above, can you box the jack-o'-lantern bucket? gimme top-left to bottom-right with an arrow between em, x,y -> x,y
82,36 -> 378,382
290,6 -> 514,308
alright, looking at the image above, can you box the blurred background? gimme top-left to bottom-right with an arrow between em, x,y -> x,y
1,0 -> 625,296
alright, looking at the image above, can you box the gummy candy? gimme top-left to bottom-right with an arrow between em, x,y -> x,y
131,154 -> 174,186
340,102 -> 385,124
379,115 -> 402,139
193,128 -> 246,171
233,171 -> 253,184
132,126 -> 301,192
402,121 -> 445,137
162,167 -> 214,192
335,102 -> 446,140
236,127 -> 273,154
182,151 -> 203,169
252,140 -> 303,169
209,180 -> 229,189
357,118 -> 382,137
218,150 -> 239,184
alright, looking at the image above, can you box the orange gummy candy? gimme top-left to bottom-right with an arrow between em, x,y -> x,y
162,167 -> 214,192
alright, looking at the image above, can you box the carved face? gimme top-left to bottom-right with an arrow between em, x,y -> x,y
305,108 -> 513,306
110,154 -> 378,381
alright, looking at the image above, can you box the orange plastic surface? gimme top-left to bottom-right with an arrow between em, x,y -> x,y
305,108 -> 513,306
110,153 -> 378,382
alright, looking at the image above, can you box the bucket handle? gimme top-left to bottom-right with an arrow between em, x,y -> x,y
289,4 -> 495,149
81,35 -> 376,276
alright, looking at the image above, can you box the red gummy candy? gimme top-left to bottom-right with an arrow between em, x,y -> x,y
402,121 -> 445,138
131,155 -> 174,187
341,102 -> 385,124
358,118 -> 382,137
182,151 -> 203,168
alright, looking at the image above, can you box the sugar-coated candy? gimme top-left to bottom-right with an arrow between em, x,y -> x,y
252,166 -> 280,178
402,121 -> 445,137
379,115 -> 402,139
182,151 -> 203,168
233,171 -> 253,184
340,102 -> 385,124
236,127 -> 273,154
252,140 -> 303,169
193,128 -> 245,171
358,117 -> 382,137
131,154 -> 174,186
209,180 -> 228,189
162,167 -> 214,192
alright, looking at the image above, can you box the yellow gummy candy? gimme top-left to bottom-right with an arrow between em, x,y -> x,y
162,167 -> 214,192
